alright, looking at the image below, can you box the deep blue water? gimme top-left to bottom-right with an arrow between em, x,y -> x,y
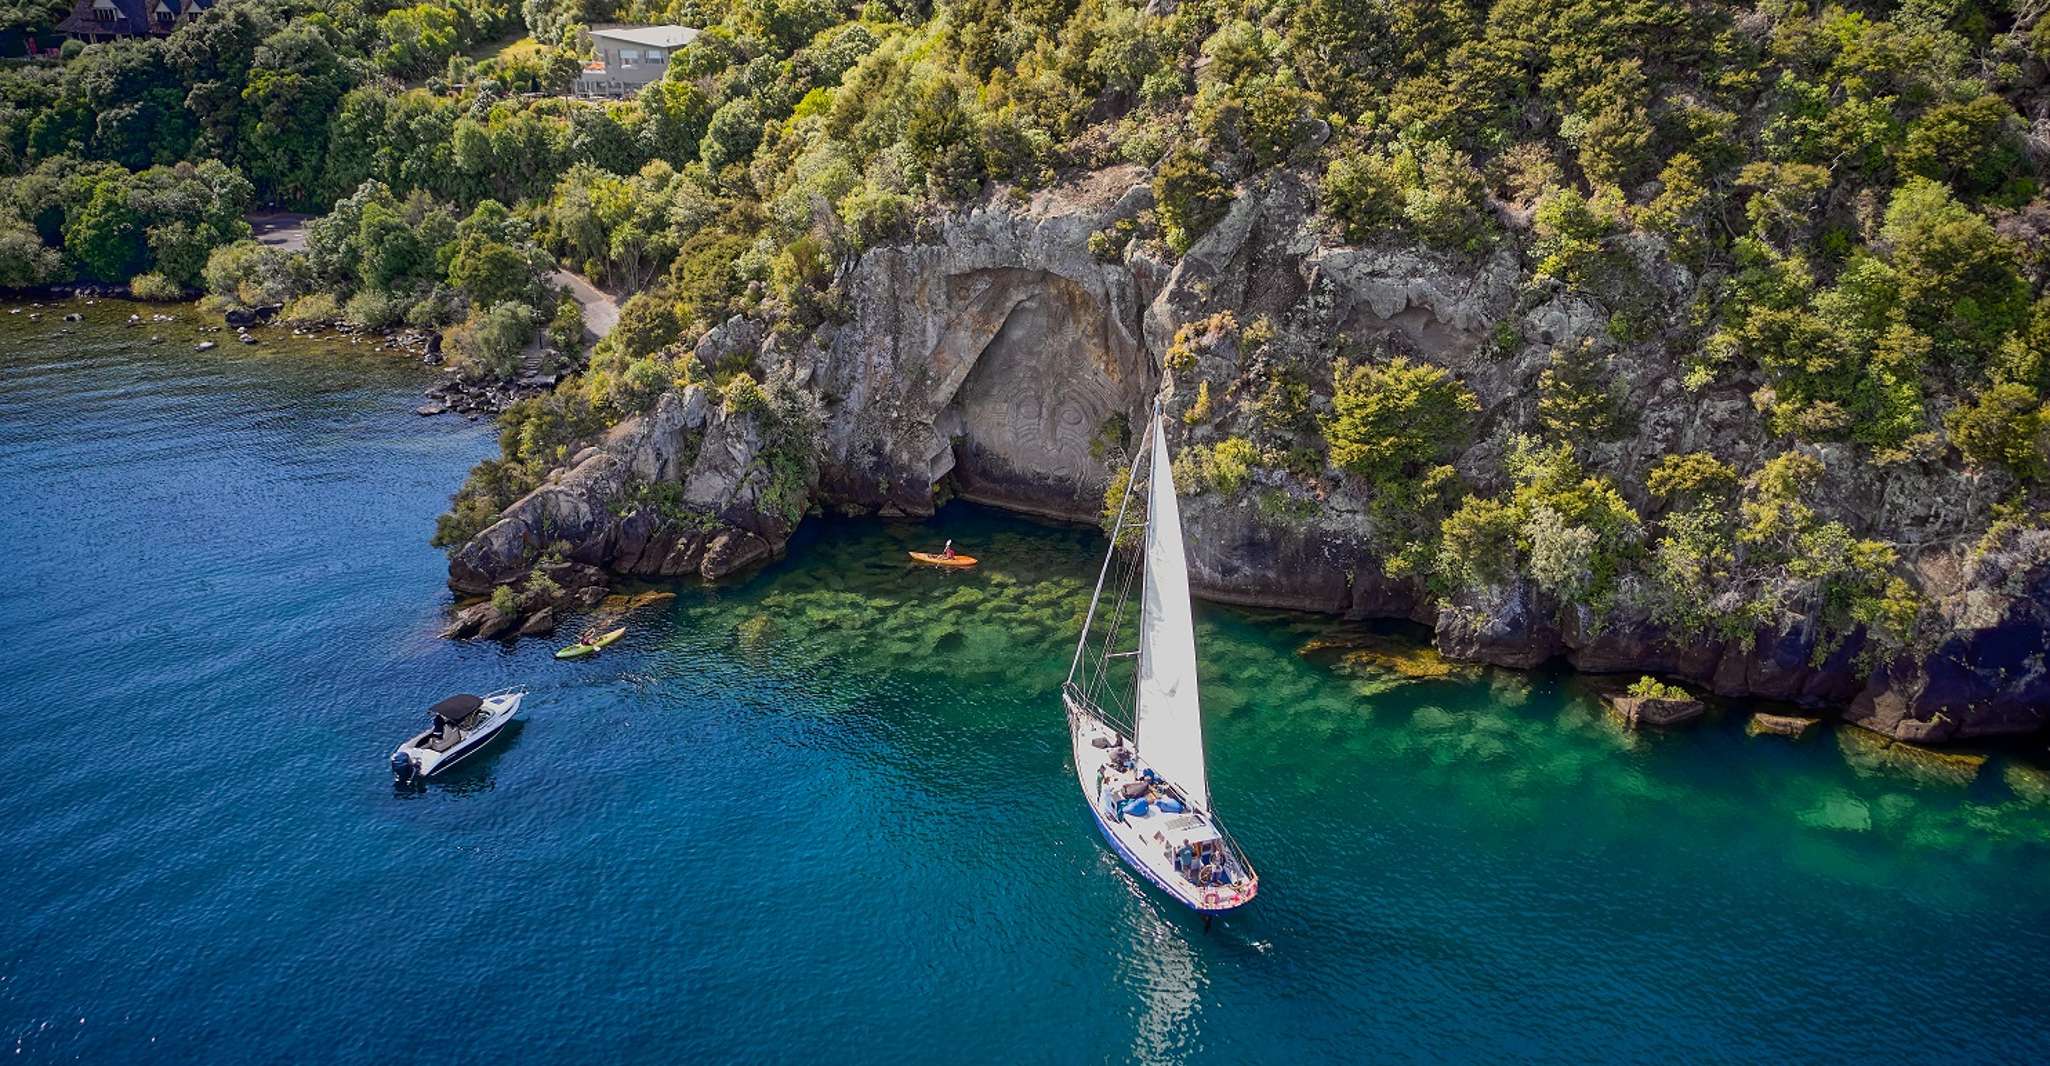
3,305 -> 2049,1063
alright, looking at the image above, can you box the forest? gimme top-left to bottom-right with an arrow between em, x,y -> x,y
4,0 -> 2049,661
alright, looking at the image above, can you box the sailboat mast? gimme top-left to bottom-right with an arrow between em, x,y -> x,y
1067,411 -> 1154,687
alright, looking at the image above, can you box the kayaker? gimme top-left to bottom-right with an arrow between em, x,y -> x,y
941,539 -> 956,559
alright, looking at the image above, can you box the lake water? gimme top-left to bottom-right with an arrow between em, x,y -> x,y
3,304 -> 2048,1063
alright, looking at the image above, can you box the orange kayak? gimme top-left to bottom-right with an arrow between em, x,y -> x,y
909,551 -> 978,568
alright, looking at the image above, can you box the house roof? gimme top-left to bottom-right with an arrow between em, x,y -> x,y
588,24 -> 698,49
55,0 -> 210,37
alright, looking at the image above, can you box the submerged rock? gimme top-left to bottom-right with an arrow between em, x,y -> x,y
1747,713 -> 1822,739
2001,762 -> 2050,804
1836,726 -> 1986,787
1798,791 -> 1873,832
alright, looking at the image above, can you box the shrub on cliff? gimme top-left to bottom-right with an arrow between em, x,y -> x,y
1326,357 -> 1479,483
1322,139 -> 1490,252
1537,341 -> 1627,445
1947,383 -> 2047,481
1432,440 -> 1641,614
1153,147 -> 1233,255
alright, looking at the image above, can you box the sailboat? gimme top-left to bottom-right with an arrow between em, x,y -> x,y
1064,403 -> 1259,913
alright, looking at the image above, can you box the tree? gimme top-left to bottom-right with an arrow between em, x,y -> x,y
1153,146 -> 1232,254
1900,94 -> 2024,200
63,179 -> 144,281
0,214 -> 61,286
448,199 -> 549,307
1881,178 -> 2031,382
1326,357 -> 1479,482
238,20 -> 354,206
699,97 -> 762,174
1947,383 -> 2046,480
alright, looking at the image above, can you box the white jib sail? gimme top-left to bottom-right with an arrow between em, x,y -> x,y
1134,415 -> 1210,809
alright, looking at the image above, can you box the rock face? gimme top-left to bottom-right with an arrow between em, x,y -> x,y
1844,525 -> 2050,742
439,167 -> 2050,744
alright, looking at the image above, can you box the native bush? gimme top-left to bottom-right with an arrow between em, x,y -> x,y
1326,357 -> 1479,483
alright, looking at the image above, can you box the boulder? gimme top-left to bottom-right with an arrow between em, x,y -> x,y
518,608 -> 557,636
701,528 -> 773,579
1607,694 -> 1707,730
447,449 -> 629,594
443,601 -> 517,640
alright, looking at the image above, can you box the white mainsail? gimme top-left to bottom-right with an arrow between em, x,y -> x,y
1134,416 -> 1210,809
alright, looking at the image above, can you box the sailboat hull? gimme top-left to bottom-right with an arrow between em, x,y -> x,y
1068,696 -> 1258,914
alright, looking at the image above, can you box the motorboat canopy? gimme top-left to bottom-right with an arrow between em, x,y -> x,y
430,694 -> 483,725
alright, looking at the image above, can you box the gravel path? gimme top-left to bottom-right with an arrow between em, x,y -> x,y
549,269 -> 619,341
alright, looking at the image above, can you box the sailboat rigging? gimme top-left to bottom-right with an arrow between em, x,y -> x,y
1064,403 -> 1258,913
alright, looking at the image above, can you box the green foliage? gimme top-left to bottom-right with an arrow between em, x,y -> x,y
1099,465 -> 1146,551
722,370 -> 769,416
1322,139 -> 1491,252
128,272 -> 183,300
1153,146 -> 1231,255
1177,436 -> 1258,496
1434,439 -> 1641,615
1537,341 -> 1625,444
1626,676 -> 1688,700
446,300 -> 538,380
1947,383 -> 2047,480
280,292 -> 342,325
1647,453 -> 1737,503
1899,94 -> 2027,201
1531,186 -> 1624,291
1326,356 -> 1479,483
547,293 -> 584,355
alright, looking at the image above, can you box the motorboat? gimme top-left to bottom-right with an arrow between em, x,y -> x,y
390,687 -> 525,784
1063,403 -> 1258,913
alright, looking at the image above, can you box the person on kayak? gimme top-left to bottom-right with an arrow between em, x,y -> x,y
941,539 -> 956,559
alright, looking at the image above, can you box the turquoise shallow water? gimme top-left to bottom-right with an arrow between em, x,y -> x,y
3,305 -> 2049,1063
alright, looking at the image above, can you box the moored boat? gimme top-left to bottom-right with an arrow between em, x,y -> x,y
391,687 -> 525,783
1063,404 -> 1258,913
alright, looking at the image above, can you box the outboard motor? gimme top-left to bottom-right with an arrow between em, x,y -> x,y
391,750 -> 418,785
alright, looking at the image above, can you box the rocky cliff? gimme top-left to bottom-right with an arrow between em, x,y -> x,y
447,165 -> 2049,745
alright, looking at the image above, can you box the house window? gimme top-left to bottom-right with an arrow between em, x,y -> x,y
618,48 -> 638,68
154,0 -> 173,23
647,50 -> 664,65
92,0 -> 119,20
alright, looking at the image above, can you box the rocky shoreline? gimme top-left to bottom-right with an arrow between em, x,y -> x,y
437,168 -> 2050,747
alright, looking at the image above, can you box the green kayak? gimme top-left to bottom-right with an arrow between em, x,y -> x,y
554,627 -> 624,660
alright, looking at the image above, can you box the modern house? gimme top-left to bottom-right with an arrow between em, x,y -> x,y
55,0 -> 211,43
573,25 -> 698,98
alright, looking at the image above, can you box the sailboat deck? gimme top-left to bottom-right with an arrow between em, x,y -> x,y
1068,700 -> 1258,912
